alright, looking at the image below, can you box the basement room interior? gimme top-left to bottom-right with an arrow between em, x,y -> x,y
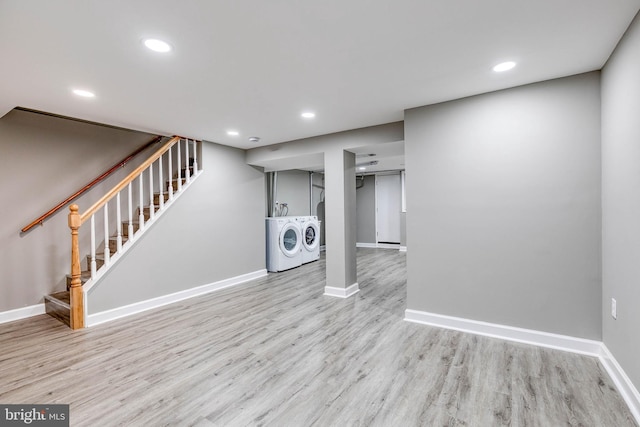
1,1 -> 640,425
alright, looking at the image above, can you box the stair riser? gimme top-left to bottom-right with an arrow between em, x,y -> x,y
154,192 -> 170,205
122,221 -> 141,238
138,206 -> 159,221
85,255 -> 105,271
168,177 -> 188,192
44,293 -> 70,327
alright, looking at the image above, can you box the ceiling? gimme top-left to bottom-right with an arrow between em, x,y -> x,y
1,1 -> 639,152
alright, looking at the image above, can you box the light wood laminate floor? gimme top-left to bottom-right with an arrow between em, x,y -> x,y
0,249 -> 636,426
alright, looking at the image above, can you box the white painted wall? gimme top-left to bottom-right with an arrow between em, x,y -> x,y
602,10 -> 640,392
404,72 -> 602,339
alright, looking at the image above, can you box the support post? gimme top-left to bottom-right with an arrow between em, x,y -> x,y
323,149 -> 359,298
68,204 -> 85,329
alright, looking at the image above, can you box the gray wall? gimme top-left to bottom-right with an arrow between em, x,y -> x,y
404,72 -> 602,339
0,109 -> 157,311
602,11 -> 640,391
356,175 -> 376,244
88,141 -> 265,313
275,169 -> 311,216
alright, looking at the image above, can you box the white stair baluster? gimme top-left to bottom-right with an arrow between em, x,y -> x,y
138,174 -> 145,230
192,140 -> 198,176
116,192 -> 122,252
103,203 -> 110,265
177,139 -> 182,192
148,164 -> 155,220
158,154 -> 164,209
185,138 -> 191,183
128,182 -> 134,241
90,214 -> 96,278
168,144 -> 174,200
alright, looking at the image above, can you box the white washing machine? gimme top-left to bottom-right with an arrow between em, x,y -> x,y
298,216 -> 320,264
266,217 -> 302,272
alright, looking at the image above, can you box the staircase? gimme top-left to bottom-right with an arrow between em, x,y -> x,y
43,137 -> 201,329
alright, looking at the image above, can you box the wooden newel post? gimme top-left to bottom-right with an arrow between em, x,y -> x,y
69,204 -> 85,329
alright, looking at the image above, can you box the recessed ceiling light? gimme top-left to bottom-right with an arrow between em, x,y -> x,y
301,112 -> 315,119
248,136 -> 260,143
144,38 -> 172,53
359,167 -> 366,171
227,130 -> 239,136
493,61 -> 516,72
72,89 -> 95,98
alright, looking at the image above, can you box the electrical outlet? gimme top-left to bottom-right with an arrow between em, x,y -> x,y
611,298 -> 617,320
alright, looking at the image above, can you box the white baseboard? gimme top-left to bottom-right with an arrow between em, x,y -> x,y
376,243 -> 400,249
399,246 -> 407,252
324,282 -> 360,298
600,344 -> 640,424
356,242 -> 401,250
404,308 -> 640,425
87,269 -> 267,327
356,242 -> 377,248
0,304 -> 46,325
404,309 -> 602,356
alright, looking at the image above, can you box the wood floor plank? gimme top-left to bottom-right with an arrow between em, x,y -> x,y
0,248 -> 636,426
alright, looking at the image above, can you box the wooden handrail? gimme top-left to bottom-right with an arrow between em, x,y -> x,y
79,136 -> 181,223
21,135 -> 164,233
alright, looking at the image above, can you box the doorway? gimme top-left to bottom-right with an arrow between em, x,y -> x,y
376,173 -> 402,244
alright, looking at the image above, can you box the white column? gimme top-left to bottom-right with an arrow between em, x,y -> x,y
192,140 -> 198,176
185,138 -> 191,183
90,214 -> 96,278
323,149 -> 358,298
158,154 -> 164,209
168,144 -> 174,199
177,139 -> 183,192
138,175 -> 145,229
148,164 -> 155,220
128,182 -> 134,240
116,192 -> 122,252
103,202 -> 110,264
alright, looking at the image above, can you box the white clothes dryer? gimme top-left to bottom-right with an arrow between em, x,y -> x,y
298,216 -> 320,264
266,217 -> 302,272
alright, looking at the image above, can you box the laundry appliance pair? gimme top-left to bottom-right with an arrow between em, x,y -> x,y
265,216 -> 320,272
